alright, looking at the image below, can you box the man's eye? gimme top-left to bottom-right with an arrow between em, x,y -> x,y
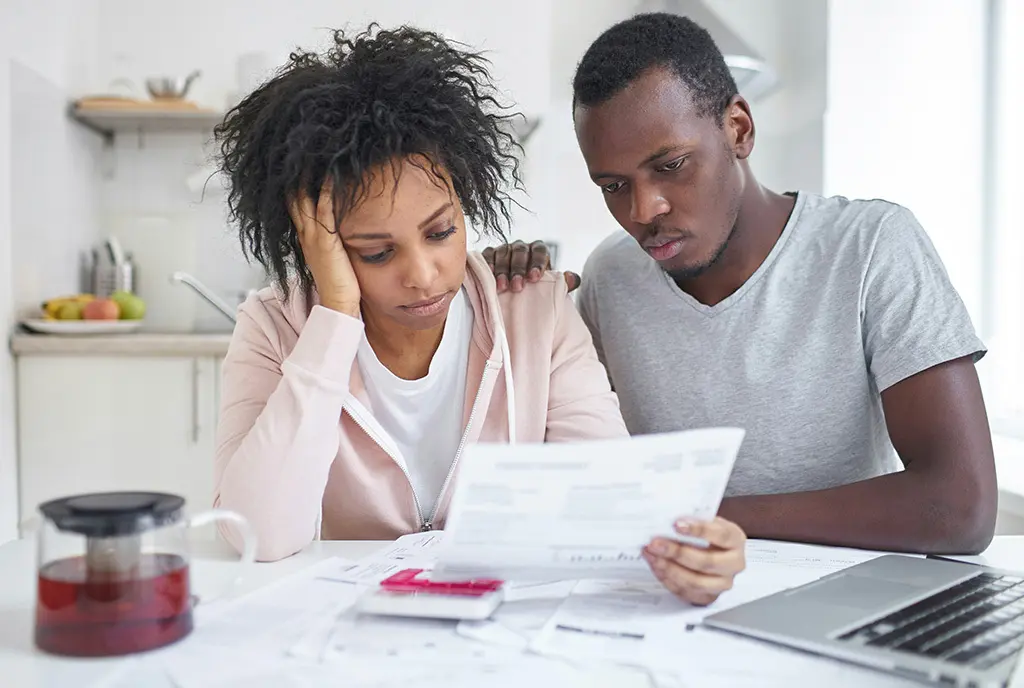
602,181 -> 624,194
661,157 -> 686,172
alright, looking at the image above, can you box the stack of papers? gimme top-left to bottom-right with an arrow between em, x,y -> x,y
287,534 -> 642,686
317,531 -> 444,584
527,540 -> 912,685
86,424 -> 928,687
95,531 -> 922,688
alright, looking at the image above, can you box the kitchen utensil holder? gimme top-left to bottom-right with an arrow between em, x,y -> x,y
92,261 -> 134,297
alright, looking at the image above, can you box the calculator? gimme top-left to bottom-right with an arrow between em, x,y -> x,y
355,568 -> 505,621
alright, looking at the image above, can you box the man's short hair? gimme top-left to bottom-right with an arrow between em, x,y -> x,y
573,12 -> 739,122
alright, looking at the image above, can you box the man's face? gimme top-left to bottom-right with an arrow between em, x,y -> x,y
574,67 -> 747,281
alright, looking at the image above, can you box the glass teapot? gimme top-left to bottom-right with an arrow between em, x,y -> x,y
33,491 -> 255,657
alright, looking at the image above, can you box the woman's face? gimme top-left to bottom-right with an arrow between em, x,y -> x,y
339,157 -> 469,332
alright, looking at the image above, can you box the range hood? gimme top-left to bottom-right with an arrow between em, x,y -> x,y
636,0 -> 778,101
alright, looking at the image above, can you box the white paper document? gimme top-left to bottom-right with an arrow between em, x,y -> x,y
530,578 -> 918,687
148,557 -> 366,687
317,531 -> 443,584
531,540 -> 897,659
289,604 -> 641,688
456,579 -> 579,649
433,428 -> 745,582
91,533 -> 914,688
745,539 -> 907,572
527,539 -> 920,686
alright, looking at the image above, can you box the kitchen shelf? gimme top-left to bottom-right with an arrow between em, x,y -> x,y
71,100 -> 533,145
69,101 -> 225,142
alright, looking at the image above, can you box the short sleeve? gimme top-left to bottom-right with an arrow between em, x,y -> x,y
861,206 -> 986,392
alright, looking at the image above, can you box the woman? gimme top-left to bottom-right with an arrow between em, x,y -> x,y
212,24 -> 745,605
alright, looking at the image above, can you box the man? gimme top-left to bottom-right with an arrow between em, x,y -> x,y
484,12 -> 996,554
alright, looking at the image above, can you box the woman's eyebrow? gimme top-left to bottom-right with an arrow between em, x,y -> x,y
419,202 -> 452,229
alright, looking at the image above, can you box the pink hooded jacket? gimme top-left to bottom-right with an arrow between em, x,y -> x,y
213,252 -> 628,560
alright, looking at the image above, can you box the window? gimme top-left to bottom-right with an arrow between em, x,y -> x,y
979,0 -> 1024,436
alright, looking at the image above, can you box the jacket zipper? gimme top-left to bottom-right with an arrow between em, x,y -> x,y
423,361 -> 499,531
342,360 -> 500,532
342,402 -> 426,529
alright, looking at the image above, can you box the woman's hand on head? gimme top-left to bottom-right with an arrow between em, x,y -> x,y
643,517 -> 747,606
290,181 -> 361,318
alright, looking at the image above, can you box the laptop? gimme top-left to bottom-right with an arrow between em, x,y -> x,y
703,555 -> 1024,687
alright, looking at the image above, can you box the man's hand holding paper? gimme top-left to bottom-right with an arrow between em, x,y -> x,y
644,516 -> 746,606
434,428 -> 747,606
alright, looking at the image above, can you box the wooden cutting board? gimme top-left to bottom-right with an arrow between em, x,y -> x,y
73,96 -> 217,113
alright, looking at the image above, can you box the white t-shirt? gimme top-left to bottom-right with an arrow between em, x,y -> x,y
356,288 -> 473,520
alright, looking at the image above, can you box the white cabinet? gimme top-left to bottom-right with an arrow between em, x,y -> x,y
16,355 -> 221,532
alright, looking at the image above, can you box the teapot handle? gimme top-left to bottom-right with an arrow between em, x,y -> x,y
187,508 -> 257,605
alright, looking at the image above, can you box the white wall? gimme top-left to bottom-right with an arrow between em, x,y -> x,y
0,9 -> 17,544
711,0 -> 828,195
980,0 -> 1024,425
5,0 -> 104,315
824,0 -> 986,325
10,63 -> 102,318
0,0 -> 104,543
93,0 -> 551,120
7,0 -> 104,319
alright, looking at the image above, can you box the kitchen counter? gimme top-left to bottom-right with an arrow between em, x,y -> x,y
9,331 -> 233,357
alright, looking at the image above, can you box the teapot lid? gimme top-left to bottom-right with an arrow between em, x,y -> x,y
38,492 -> 185,537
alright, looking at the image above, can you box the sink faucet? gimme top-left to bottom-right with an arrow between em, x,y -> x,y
170,272 -> 238,324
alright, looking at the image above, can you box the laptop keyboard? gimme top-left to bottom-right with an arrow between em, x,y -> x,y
838,573 -> 1024,669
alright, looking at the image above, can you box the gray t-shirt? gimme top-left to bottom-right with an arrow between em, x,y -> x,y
577,191 -> 986,497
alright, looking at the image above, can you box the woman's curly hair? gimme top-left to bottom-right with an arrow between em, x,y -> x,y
213,24 -> 524,296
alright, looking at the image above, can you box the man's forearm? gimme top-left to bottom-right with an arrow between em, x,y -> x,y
717,468 -> 996,555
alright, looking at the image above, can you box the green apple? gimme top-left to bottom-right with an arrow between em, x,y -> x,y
110,290 -> 146,320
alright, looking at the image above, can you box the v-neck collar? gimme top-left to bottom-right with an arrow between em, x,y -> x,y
662,191 -> 805,318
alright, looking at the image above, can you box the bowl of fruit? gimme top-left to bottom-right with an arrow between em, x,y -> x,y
21,291 -> 147,335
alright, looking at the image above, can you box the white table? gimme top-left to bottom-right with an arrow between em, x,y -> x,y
2,536 -> 1022,687
0,537 -> 386,687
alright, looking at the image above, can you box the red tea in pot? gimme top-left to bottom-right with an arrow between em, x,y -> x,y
35,551 -> 193,657
34,491 -> 255,657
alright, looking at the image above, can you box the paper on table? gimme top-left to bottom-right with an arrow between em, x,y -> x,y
459,539 -> 893,657
531,584 -> 919,687
533,578 -> 688,653
92,659 -> 176,688
746,539 -> 911,571
289,594 -> 492,666
434,428 -> 745,582
292,599 -> 653,688
316,531 -> 443,584
530,539 -> 900,677
301,652 -> 623,688
145,557 -> 365,687
645,627 -> 918,688
932,537 -> 1024,571
456,580 -> 578,649
372,530 -> 444,562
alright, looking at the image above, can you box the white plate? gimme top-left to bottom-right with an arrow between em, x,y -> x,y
20,319 -> 144,335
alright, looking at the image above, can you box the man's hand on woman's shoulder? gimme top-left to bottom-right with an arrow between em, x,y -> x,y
482,240 -> 581,294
